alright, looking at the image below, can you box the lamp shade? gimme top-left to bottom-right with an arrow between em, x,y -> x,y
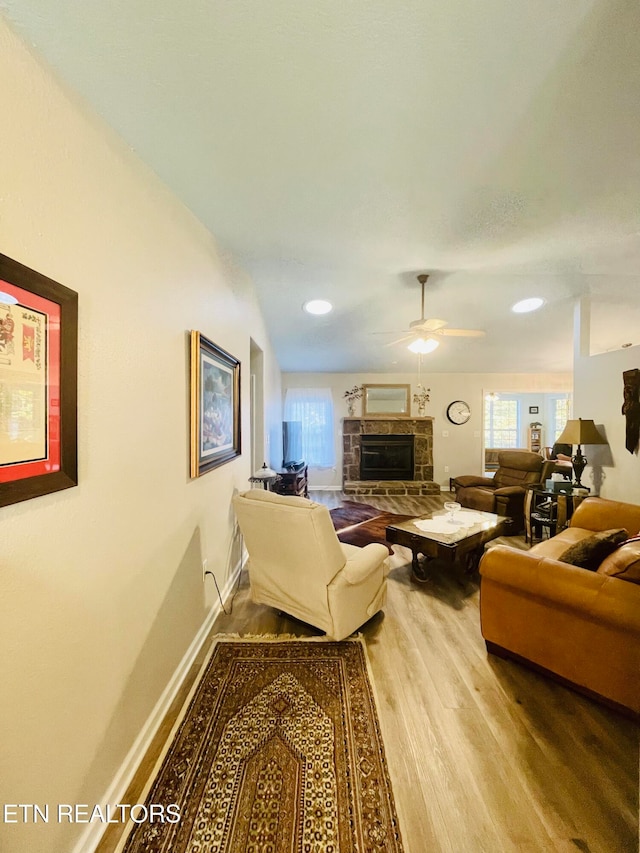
556,418 -> 606,446
252,463 -> 277,479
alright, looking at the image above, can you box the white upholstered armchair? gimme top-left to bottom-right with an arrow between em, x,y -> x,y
232,489 -> 390,640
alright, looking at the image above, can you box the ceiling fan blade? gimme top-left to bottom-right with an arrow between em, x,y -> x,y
384,333 -> 416,347
411,317 -> 448,332
377,276 -> 484,348
436,328 -> 486,337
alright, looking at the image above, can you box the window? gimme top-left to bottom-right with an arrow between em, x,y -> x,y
552,397 -> 571,442
484,398 -> 519,447
284,388 -> 335,468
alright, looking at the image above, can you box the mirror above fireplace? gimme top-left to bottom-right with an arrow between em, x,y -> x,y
362,384 -> 411,417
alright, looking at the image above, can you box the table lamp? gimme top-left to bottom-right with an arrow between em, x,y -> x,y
555,418 -> 607,488
249,463 -> 278,490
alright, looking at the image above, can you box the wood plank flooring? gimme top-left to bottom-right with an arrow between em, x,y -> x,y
98,491 -> 639,853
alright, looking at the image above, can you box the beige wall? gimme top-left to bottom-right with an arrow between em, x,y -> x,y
574,345 -> 640,502
283,347 -> 640,505
0,18 -> 281,853
283,371 -> 572,489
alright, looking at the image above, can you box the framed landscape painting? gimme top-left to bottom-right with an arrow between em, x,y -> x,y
0,253 -> 78,507
190,331 -> 241,477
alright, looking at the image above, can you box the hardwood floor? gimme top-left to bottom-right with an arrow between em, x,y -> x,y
98,491 -> 639,853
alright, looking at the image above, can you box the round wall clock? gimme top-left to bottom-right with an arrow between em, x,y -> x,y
446,400 -> 471,425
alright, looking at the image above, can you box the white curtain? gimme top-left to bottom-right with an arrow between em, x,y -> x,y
284,388 -> 335,468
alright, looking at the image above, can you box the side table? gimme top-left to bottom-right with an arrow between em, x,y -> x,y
524,487 -> 588,543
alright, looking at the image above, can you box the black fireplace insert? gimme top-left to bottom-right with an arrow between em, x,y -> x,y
360,434 -> 414,480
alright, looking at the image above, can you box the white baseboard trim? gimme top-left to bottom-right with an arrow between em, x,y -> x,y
72,560 -> 244,853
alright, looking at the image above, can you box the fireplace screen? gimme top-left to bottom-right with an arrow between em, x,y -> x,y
360,434 -> 414,480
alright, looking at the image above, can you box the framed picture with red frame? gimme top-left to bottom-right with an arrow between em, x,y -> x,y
0,254 -> 78,507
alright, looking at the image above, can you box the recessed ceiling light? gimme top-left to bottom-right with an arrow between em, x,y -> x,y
303,299 -> 332,315
408,337 -> 439,354
0,291 -> 18,305
511,297 -> 545,314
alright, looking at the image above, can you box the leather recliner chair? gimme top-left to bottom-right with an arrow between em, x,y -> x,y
452,450 -> 551,534
232,489 -> 390,640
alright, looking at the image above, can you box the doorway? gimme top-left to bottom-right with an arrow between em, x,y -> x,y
249,339 -> 265,475
482,390 -> 572,474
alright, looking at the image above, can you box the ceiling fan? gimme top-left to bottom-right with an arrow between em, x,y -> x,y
385,274 -> 485,353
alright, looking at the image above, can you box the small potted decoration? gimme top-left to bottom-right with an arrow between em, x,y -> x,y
413,385 -> 431,416
344,385 -> 363,416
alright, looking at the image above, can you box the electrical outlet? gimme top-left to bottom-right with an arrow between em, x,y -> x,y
202,558 -> 208,582
444,465 -> 449,473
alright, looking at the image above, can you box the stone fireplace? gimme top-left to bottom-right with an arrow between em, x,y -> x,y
342,417 -> 439,496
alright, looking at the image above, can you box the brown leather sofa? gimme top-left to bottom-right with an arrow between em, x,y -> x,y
479,497 -> 640,717
452,450 -> 552,534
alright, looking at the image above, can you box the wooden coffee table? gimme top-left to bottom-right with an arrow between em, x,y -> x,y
386,509 -> 509,581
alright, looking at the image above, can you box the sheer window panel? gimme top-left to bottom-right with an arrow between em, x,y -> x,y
284,388 -> 336,468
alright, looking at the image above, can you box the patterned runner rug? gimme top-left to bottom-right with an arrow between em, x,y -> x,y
118,637 -> 404,853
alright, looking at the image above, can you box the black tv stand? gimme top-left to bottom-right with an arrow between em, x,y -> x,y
272,462 -> 308,497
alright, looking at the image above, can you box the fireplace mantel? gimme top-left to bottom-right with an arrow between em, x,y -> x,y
342,417 -> 439,496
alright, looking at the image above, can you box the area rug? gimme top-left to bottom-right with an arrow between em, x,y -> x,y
329,500 -> 382,530
335,511 -> 414,553
119,637 -> 404,853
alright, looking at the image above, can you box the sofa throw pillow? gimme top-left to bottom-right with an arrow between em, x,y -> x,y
597,536 -> 640,585
558,528 -> 629,572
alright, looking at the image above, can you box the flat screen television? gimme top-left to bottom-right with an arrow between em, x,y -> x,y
282,421 -> 303,468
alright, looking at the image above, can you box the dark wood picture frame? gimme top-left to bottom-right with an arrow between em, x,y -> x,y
529,406 -> 539,414
0,253 -> 78,508
190,331 -> 241,477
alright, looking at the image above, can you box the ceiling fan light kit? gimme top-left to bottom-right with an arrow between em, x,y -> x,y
408,337 -> 439,354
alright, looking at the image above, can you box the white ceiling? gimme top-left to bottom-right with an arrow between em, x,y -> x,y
3,0 -> 640,372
